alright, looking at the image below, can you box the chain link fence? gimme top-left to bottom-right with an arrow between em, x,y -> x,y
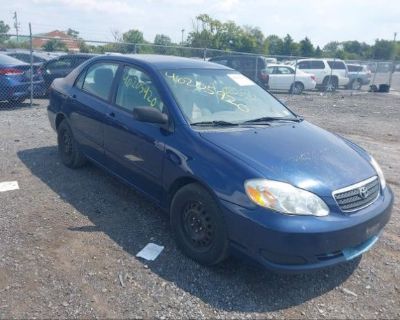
0,33 -> 399,109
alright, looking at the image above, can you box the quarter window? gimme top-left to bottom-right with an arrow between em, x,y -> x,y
82,62 -> 118,100
115,66 -> 164,113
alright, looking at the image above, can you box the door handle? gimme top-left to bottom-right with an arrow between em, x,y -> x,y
108,112 -> 115,118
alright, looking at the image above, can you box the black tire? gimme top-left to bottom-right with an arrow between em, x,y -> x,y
323,76 -> 338,92
57,120 -> 86,168
170,183 -> 229,266
290,82 -> 304,94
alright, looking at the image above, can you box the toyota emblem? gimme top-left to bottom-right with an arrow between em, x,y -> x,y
359,186 -> 369,199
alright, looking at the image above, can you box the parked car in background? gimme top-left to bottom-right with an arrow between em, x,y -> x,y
296,59 -> 349,91
209,55 -> 271,88
39,53 -> 97,94
264,64 -> 316,94
346,64 -> 371,90
4,50 -> 56,66
48,54 -> 393,272
0,54 -> 45,103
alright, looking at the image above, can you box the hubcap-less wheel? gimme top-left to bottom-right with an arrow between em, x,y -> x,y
182,201 -> 214,251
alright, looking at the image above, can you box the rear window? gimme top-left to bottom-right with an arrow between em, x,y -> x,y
0,54 -> 25,65
327,61 -> 346,69
348,65 -> 363,72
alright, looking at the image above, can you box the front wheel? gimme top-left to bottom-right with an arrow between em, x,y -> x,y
170,183 -> 229,266
57,120 -> 86,168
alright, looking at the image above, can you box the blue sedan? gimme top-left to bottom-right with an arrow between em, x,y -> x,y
0,54 -> 45,103
47,55 -> 393,272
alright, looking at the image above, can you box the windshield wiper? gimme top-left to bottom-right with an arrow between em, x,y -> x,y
191,120 -> 239,127
243,116 -> 303,124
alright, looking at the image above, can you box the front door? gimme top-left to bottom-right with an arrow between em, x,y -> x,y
103,65 -> 169,201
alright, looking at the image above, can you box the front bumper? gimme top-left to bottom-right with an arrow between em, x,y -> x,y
221,186 -> 393,273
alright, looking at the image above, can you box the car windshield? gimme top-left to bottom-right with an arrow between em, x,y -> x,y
162,68 -> 295,124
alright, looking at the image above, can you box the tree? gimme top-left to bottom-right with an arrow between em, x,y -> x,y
371,39 -> 394,60
0,20 -> 10,43
42,39 -> 68,52
299,37 -> 314,57
154,34 -> 177,55
323,41 -> 340,57
264,35 -> 283,56
67,28 -> 79,39
281,34 -> 298,56
122,29 -> 145,53
315,45 -> 322,57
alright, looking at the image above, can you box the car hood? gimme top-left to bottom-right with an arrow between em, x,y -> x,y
199,121 -> 375,196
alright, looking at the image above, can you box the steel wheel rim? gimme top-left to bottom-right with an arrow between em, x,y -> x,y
182,201 -> 214,250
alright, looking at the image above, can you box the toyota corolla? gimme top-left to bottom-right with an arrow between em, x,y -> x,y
47,55 -> 393,272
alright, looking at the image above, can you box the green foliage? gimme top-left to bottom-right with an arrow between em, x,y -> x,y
372,39 -> 394,60
299,37 -> 314,57
42,39 -> 68,52
67,28 -> 79,39
0,20 -> 10,43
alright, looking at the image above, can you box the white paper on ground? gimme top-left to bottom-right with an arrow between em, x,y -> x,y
136,243 -> 164,261
227,73 -> 255,86
0,181 -> 19,193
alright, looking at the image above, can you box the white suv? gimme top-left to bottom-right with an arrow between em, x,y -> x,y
296,59 -> 349,91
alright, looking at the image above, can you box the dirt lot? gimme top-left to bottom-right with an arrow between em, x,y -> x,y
0,92 -> 399,319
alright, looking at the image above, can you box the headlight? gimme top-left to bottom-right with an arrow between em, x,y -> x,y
244,179 -> 329,216
370,156 -> 386,189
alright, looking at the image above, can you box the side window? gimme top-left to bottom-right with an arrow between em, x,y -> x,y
311,60 -> 325,69
298,61 -> 310,69
265,67 -> 274,74
46,59 -> 72,73
277,67 -> 293,74
82,62 -> 119,100
115,65 -> 164,113
327,61 -> 346,69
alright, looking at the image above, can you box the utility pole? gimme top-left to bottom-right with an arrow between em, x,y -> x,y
388,32 -> 397,88
181,29 -> 185,46
13,11 -> 20,41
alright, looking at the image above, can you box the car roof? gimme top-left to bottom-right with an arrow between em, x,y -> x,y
96,54 -> 232,70
265,64 -> 293,68
209,54 -> 264,60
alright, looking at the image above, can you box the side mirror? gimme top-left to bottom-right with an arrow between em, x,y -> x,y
133,107 -> 168,125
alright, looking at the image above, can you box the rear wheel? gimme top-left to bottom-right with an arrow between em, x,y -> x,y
290,82 -> 304,94
323,77 -> 338,92
170,183 -> 229,266
350,79 -> 362,90
57,120 -> 86,168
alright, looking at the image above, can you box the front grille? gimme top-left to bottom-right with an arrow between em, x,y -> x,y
333,176 -> 380,212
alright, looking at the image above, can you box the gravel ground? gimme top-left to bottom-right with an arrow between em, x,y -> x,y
0,92 -> 399,319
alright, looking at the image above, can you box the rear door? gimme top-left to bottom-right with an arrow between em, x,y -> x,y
327,60 -> 347,78
67,61 -> 119,162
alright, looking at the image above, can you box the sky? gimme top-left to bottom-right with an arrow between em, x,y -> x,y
1,0 -> 399,47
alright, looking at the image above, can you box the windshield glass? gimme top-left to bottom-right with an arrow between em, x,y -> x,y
162,68 -> 295,124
